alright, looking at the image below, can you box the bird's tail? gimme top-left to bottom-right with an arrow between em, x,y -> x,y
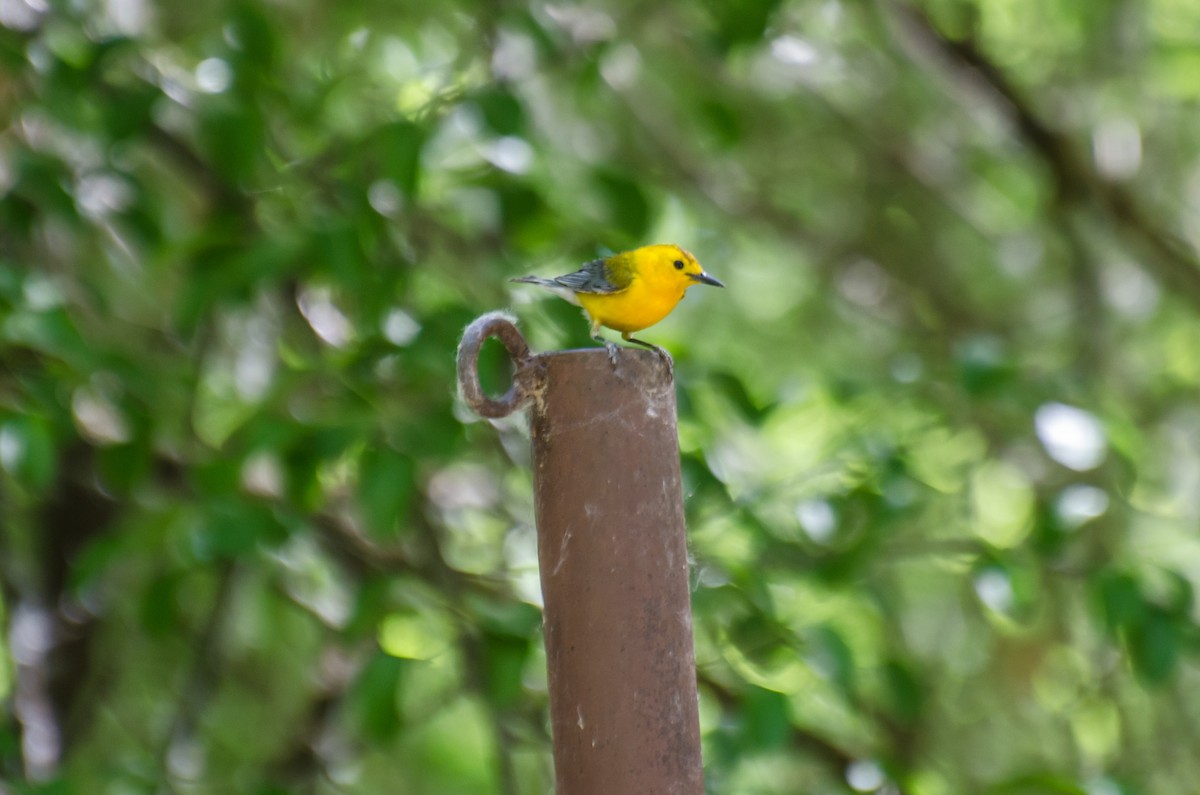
509,275 -> 581,306
510,275 -> 556,286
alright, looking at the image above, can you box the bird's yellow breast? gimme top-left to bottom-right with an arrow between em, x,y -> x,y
577,274 -> 685,334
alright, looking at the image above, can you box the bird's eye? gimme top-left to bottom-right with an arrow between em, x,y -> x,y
673,260 -> 685,270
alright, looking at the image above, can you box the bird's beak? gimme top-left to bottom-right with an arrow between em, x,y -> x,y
689,271 -> 725,288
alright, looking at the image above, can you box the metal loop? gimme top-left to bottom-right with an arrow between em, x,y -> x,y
456,312 -> 539,418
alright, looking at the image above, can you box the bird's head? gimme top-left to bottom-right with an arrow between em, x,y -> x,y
646,244 -> 724,290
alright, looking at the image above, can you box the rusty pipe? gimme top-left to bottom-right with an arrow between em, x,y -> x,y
457,314 -> 704,794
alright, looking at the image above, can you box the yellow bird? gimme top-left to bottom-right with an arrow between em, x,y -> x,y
512,244 -> 724,363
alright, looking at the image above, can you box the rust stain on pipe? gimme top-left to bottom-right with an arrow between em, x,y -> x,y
530,349 -> 703,795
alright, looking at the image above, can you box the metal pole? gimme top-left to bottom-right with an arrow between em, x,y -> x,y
458,313 -> 704,794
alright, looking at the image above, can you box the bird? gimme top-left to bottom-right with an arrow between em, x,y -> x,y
511,244 -> 724,365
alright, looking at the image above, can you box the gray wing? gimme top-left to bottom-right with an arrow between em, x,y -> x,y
550,258 -> 624,294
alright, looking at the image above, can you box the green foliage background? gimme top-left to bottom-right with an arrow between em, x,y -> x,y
3,0 -> 1200,792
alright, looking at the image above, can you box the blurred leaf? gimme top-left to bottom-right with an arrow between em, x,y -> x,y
1161,569 -> 1195,617
379,610 -> 452,660
178,238 -> 300,333
18,779 -> 74,795
923,0 -> 982,41
198,101 -> 266,184
1153,47 -> 1200,99
739,685 -> 791,751
344,576 -> 391,639
192,497 -> 286,560
813,624 -> 856,698
708,370 -> 774,424
0,261 -> 22,305
3,306 -> 90,361
955,335 -> 1016,395
679,449 -> 728,504
703,0 -> 782,49
1096,571 -> 1145,634
0,723 -> 19,777
0,415 -> 57,492
495,178 -> 551,245
728,612 -> 790,666
1128,607 -> 1179,686
310,219 -> 369,291
373,120 -> 426,199
357,446 -> 416,537
351,651 -> 406,742
592,168 -> 651,243
474,86 -> 526,136
698,98 -> 743,148
226,2 -> 279,75
481,631 -> 531,709
95,437 -> 152,496
883,658 -> 924,724
986,773 -> 1087,794
9,150 -> 80,225
284,424 -> 359,508
140,573 -> 182,638
99,82 -> 160,141
467,595 -> 542,638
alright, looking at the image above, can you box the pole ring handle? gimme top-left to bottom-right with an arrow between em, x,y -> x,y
457,312 -> 539,418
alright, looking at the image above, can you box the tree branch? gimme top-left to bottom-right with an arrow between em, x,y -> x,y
877,0 -> 1200,311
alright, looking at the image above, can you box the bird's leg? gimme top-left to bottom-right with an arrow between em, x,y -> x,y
592,332 -> 620,367
588,316 -> 621,368
622,334 -> 674,375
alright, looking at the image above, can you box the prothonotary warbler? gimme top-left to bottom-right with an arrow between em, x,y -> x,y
512,244 -> 724,364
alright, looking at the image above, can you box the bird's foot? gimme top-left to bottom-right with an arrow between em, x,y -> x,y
652,345 -> 674,377
604,340 -> 620,367
624,336 -> 674,377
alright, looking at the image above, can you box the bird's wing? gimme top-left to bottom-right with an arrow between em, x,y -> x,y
551,257 -> 627,294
